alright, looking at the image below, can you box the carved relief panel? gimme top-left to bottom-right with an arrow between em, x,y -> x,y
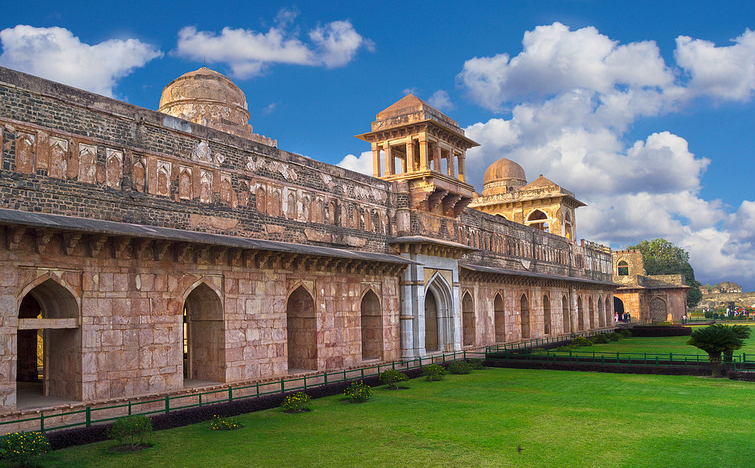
15,131 -> 36,174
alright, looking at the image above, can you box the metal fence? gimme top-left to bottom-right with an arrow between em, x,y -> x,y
1,350 -> 482,435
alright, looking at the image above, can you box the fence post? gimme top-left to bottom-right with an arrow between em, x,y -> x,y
392,361 -> 396,370
165,395 -> 170,414
304,375 -> 307,390
86,406 -> 91,427
199,393 -> 203,407
361,368 -> 364,379
256,382 -> 260,397
229,386 -> 234,401
128,401 -> 132,416
40,413 -> 44,433
281,378 -> 285,394
324,372 -> 328,385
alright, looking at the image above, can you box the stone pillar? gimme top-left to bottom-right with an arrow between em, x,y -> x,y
399,261 -> 424,359
419,137 -> 428,171
458,151 -> 466,182
433,145 -> 441,172
406,139 -> 416,173
372,143 -> 381,178
447,150 -> 456,177
384,143 -> 393,176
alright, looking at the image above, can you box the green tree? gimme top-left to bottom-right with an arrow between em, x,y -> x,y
626,239 -> 702,307
687,324 -> 745,377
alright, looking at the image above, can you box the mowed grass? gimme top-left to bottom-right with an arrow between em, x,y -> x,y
576,323 -> 755,356
29,368 -> 755,468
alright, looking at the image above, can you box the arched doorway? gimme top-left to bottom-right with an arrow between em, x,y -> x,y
613,297 -> 625,321
598,296 -> 605,327
577,297 -> 584,331
494,293 -> 505,343
589,297 -> 595,330
183,283 -> 225,383
462,292 -> 475,347
17,278 -> 81,403
361,290 -> 382,360
562,295 -> 570,334
287,286 -> 317,371
424,274 -> 453,353
520,294 -> 530,339
650,297 -> 668,323
543,295 -> 551,335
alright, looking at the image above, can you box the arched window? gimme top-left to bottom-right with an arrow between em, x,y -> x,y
520,294 -> 530,339
526,210 -> 549,232
361,290 -> 383,360
462,292 -> 475,347
617,260 -> 629,276
494,293 -> 505,343
287,286 -> 317,371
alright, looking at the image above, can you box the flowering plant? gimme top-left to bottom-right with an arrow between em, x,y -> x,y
344,380 -> 373,403
379,369 -> 408,389
210,415 -> 243,430
0,431 -> 50,467
282,392 -> 311,413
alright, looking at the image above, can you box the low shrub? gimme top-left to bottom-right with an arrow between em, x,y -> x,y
591,334 -> 609,344
447,360 -> 472,374
282,392 -> 311,413
379,369 -> 408,389
108,415 -> 152,448
620,329 -> 632,337
571,336 -> 593,347
344,381 -> 373,403
467,358 -> 485,370
0,431 -> 50,467
423,364 -> 446,381
608,332 -> 622,341
209,415 -> 243,430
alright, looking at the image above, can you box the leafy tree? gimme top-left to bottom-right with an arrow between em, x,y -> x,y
627,239 -> 702,307
687,324 -> 745,377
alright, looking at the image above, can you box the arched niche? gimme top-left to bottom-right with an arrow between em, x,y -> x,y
361,290 -> 383,360
183,282 -> 225,383
287,285 -> 317,371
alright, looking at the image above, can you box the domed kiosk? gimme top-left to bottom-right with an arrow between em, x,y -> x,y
481,157 -> 527,196
159,67 -> 275,146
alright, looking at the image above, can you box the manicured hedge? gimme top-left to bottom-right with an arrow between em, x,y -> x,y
628,326 -> 692,337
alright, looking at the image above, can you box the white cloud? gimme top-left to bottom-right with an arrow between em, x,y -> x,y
456,24 -> 755,289
337,151 -> 373,176
0,25 -> 162,97
428,89 -> 455,111
175,12 -> 370,78
675,29 -> 755,101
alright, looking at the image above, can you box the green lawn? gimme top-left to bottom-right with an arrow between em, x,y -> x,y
29,368 -> 755,468
574,324 -> 755,357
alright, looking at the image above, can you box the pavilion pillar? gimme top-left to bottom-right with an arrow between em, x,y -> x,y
406,139 -> 416,173
419,136 -> 428,171
458,151 -> 466,182
384,143 -> 393,176
372,143 -> 381,178
433,145 -> 441,172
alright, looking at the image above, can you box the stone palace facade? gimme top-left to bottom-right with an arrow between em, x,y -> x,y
0,66 -> 618,414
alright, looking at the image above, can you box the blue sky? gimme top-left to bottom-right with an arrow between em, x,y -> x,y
2,1 -> 755,291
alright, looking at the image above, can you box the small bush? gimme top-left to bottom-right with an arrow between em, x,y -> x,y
571,336 -> 593,347
447,360 -> 472,374
209,415 -> 243,430
107,415 -> 152,447
423,364 -> 446,381
620,329 -> 632,337
591,334 -> 609,344
379,369 -> 408,390
467,358 -> 485,370
282,392 -> 311,413
344,381 -> 373,403
0,431 -> 50,467
608,332 -> 622,341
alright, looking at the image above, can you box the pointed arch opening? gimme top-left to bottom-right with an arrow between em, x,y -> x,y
494,293 -> 505,343
614,297 -> 625,321
462,292 -> 475,347
520,294 -> 530,339
361,290 -> 383,361
17,278 -> 81,405
598,296 -> 605,327
589,297 -> 595,330
617,260 -> 629,276
650,297 -> 668,323
424,274 -> 453,353
183,283 -> 225,383
562,295 -> 570,334
543,295 -> 551,335
605,297 -> 613,326
526,210 -> 549,232
287,285 -> 317,371
577,296 -> 584,331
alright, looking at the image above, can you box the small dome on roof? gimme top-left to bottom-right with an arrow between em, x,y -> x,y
159,67 -> 251,135
482,157 -> 527,195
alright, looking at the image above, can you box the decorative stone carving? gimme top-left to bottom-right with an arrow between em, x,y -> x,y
15,131 -> 35,174
133,159 -> 146,192
49,137 -> 68,179
105,149 -> 122,188
156,160 -> 172,197
78,143 -> 97,183
179,166 -> 193,200
200,169 -> 213,203
192,141 -> 212,163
